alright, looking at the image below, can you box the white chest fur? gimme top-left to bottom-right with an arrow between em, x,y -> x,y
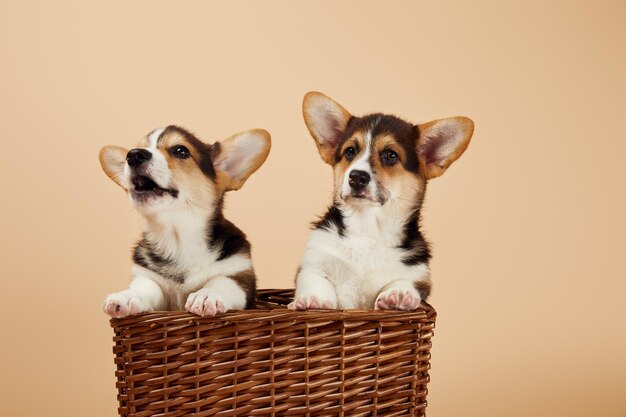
134,210 -> 251,309
299,205 -> 429,309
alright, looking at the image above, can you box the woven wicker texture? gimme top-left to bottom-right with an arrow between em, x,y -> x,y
110,289 -> 436,417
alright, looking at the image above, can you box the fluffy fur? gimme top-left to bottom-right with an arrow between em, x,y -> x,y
291,92 -> 473,311
99,125 -> 270,318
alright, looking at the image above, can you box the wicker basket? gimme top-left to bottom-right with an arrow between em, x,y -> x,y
110,289 -> 436,417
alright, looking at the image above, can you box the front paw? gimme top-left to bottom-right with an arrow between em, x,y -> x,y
288,295 -> 337,310
185,289 -> 226,317
103,291 -> 150,318
375,288 -> 421,311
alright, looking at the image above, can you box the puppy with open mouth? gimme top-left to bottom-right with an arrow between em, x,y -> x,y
100,126 -> 270,318
290,92 -> 474,311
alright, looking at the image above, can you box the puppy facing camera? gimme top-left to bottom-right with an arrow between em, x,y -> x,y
99,126 -> 271,318
291,91 -> 474,311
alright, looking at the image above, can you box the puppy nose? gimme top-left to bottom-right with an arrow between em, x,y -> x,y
349,170 -> 371,190
126,148 -> 152,167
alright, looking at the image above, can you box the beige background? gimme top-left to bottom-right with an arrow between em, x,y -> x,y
1,1 -> 625,416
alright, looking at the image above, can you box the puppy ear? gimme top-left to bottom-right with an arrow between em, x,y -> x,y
417,117 -> 474,179
302,91 -> 352,164
213,129 -> 271,191
99,146 -> 128,189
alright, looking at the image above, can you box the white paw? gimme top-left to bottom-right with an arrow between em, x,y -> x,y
103,290 -> 151,318
288,294 -> 337,310
185,289 -> 227,317
375,288 -> 421,311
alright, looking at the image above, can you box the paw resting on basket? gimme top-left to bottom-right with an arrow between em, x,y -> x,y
375,288 -> 421,311
185,289 -> 226,316
288,295 -> 337,310
103,290 -> 151,318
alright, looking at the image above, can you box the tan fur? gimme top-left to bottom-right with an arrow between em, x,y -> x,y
157,130 -> 201,174
214,129 -> 271,191
302,91 -> 352,165
98,128 -> 270,208
332,132 -> 366,189
99,146 -> 129,189
158,132 -> 212,194
332,131 -> 426,207
374,135 -> 408,165
303,91 -> 473,180
373,135 -> 426,207
417,116 -> 474,179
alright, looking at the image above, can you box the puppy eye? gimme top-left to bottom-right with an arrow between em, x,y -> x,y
344,146 -> 357,161
171,145 -> 190,159
381,149 -> 398,166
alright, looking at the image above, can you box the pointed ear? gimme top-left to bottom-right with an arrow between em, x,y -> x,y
99,146 -> 128,189
302,91 -> 352,164
213,129 -> 271,191
417,117 -> 474,179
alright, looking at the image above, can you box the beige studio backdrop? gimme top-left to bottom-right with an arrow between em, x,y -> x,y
0,1 -> 625,416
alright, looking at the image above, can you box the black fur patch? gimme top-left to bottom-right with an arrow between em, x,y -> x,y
133,235 -> 186,284
414,280 -> 431,300
230,269 -> 257,309
132,205 -> 253,286
162,125 -> 217,180
399,212 -> 431,266
132,244 -> 150,270
207,203 -> 251,261
313,205 -> 346,237
334,113 -> 420,173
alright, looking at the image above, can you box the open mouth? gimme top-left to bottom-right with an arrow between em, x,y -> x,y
131,175 -> 177,198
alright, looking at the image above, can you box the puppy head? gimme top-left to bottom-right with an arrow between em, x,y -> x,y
99,126 -> 270,213
303,91 -> 474,209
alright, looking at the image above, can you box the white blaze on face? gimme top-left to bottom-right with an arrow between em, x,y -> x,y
148,128 -> 165,148
341,129 -> 379,201
143,127 -> 171,189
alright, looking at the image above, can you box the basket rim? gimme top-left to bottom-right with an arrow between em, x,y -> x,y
109,292 -> 435,328
108,288 -> 436,416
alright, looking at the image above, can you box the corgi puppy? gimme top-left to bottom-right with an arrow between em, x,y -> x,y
100,126 -> 271,318
290,92 -> 473,311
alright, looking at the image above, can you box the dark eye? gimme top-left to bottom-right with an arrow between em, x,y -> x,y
381,149 -> 398,166
344,146 -> 357,161
171,145 -> 190,159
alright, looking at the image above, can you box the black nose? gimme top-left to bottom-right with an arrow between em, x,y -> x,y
349,170 -> 371,190
126,148 -> 152,167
